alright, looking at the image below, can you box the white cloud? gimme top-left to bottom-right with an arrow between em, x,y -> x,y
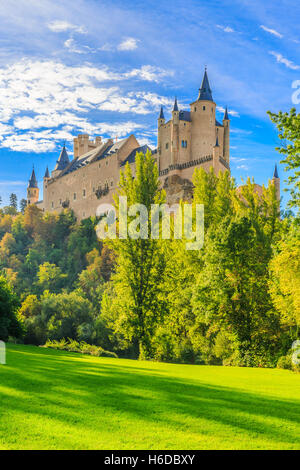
216,25 -> 235,33
0,181 -> 27,186
217,106 -> 240,117
126,65 -> 173,83
64,38 -> 95,54
269,51 -> 300,70
48,20 -> 86,34
0,59 -> 172,152
260,25 -> 283,39
230,128 -> 253,135
237,164 -> 249,170
231,157 -> 247,162
118,37 -> 139,51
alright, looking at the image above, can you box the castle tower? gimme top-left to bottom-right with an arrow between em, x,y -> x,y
171,97 -> 179,166
213,136 -> 220,171
190,68 -> 216,159
223,106 -> 230,163
157,106 -> 165,171
27,166 -> 39,206
272,164 -> 280,201
43,166 -> 50,208
52,144 -> 70,178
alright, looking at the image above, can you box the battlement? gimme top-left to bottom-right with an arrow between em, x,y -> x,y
73,134 -> 102,158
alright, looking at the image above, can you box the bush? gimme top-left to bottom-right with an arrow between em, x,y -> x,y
43,338 -> 117,358
277,354 -> 300,372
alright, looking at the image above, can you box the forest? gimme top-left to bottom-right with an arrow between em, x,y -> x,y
0,109 -> 299,369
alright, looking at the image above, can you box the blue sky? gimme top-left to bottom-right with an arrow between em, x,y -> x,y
0,0 -> 299,208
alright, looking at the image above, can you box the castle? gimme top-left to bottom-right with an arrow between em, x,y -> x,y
27,69 -> 280,220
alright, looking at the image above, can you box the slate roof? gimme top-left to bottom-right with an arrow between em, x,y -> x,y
54,145 -> 70,171
273,164 -> 279,178
179,110 -> 191,122
173,97 -> 179,112
159,106 -> 165,119
197,69 -> 213,101
121,145 -> 153,166
59,137 -> 131,177
28,167 -> 38,188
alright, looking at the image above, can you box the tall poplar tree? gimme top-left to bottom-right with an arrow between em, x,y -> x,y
102,151 -> 167,358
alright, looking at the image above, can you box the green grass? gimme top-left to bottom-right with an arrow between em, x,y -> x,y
0,344 -> 299,450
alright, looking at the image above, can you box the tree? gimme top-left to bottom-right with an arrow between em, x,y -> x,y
0,275 -> 22,341
36,262 -> 67,294
268,108 -> 300,209
9,193 -> 18,210
18,294 -> 43,344
41,291 -> 94,342
102,151 -> 167,358
192,179 -> 282,366
77,248 -> 106,311
20,199 -> 27,214
269,222 -> 300,332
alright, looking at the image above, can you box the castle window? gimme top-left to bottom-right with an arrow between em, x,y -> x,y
106,160 -> 108,166
194,107 -> 197,112
73,193 -> 76,201
110,180 -> 113,187
203,106 -> 206,111
51,202 -> 54,208
181,140 -> 187,148
59,199 -> 62,205
83,189 -> 86,197
99,163 -> 101,168
93,187 -> 95,192
166,143 -> 169,149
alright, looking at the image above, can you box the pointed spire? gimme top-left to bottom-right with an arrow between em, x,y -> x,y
173,97 -> 178,112
224,106 -> 229,120
273,163 -> 279,179
198,68 -> 213,101
44,166 -> 50,179
28,166 -> 38,188
54,144 -> 70,171
159,105 -> 165,120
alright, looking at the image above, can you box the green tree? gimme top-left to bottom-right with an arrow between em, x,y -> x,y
9,193 -> 18,210
192,179 -> 282,366
41,291 -> 94,342
268,108 -> 300,208
269,222 -> 300,332
36,262 -> 67,294
102,151 -> 167,358
20,199 -> 27,214
0,275 -> 22,341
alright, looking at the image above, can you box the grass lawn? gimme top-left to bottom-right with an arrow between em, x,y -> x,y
0,343 -> 299,450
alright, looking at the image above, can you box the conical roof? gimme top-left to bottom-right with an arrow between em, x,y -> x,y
198,69 -> 213,101
28,167 -> 38,188
54,144 -> 70,171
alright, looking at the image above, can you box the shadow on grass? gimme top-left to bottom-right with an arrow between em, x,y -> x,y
1,344 -> 299,448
